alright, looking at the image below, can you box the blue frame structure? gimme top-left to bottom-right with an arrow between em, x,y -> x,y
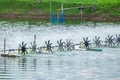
50,0 -> 64,25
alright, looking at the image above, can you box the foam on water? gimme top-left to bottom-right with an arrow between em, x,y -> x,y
0,21 -> 120,49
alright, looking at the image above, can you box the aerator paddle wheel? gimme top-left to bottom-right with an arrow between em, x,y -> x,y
65,39 -> 74,51
105,35 -> 114,46
30,40 -> 37,53
45,40 -> 53,53
83,37 -> 91,49
93,36 -> 102,47
19,42 -> 28,55
115,34 -> 120,46
57,39 -> 65,51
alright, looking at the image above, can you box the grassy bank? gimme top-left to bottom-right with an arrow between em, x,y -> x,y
0,0 -> 120,19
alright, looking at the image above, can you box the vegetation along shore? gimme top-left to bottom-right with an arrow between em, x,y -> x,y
0,0 -> 120,22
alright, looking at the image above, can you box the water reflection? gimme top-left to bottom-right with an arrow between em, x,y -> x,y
31,58 -> 37,70
3,58 -> 7,70
0,48 -> 120,80
21,58 -> 27,71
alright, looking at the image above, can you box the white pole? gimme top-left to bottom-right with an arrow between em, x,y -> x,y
61,0 -> 63,14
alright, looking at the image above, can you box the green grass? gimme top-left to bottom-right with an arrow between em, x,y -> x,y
0,0 -> 119,17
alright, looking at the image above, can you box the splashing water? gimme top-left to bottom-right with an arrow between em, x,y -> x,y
0,21 -> 119,49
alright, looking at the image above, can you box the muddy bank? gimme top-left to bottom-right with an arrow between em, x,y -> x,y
0,13 -> 120,22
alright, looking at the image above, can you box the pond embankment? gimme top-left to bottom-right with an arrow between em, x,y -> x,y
0,13 -> 120,22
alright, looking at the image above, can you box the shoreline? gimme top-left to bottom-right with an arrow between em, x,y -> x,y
0,13 -> 120,22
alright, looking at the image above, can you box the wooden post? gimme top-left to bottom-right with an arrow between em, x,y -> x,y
61,0 -> 64,25
18,45 -> 20,54
79,8 -> 83,24
4,38 -> 6,53
78,8 -> 83,24
50,0 -> 52,24
81,8 -> 82,24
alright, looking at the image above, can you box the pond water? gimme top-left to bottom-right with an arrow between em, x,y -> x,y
0,21 -> 120,80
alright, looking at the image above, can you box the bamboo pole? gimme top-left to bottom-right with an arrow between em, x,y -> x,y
58,6 -> 85,11
4,38 -> 6,53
